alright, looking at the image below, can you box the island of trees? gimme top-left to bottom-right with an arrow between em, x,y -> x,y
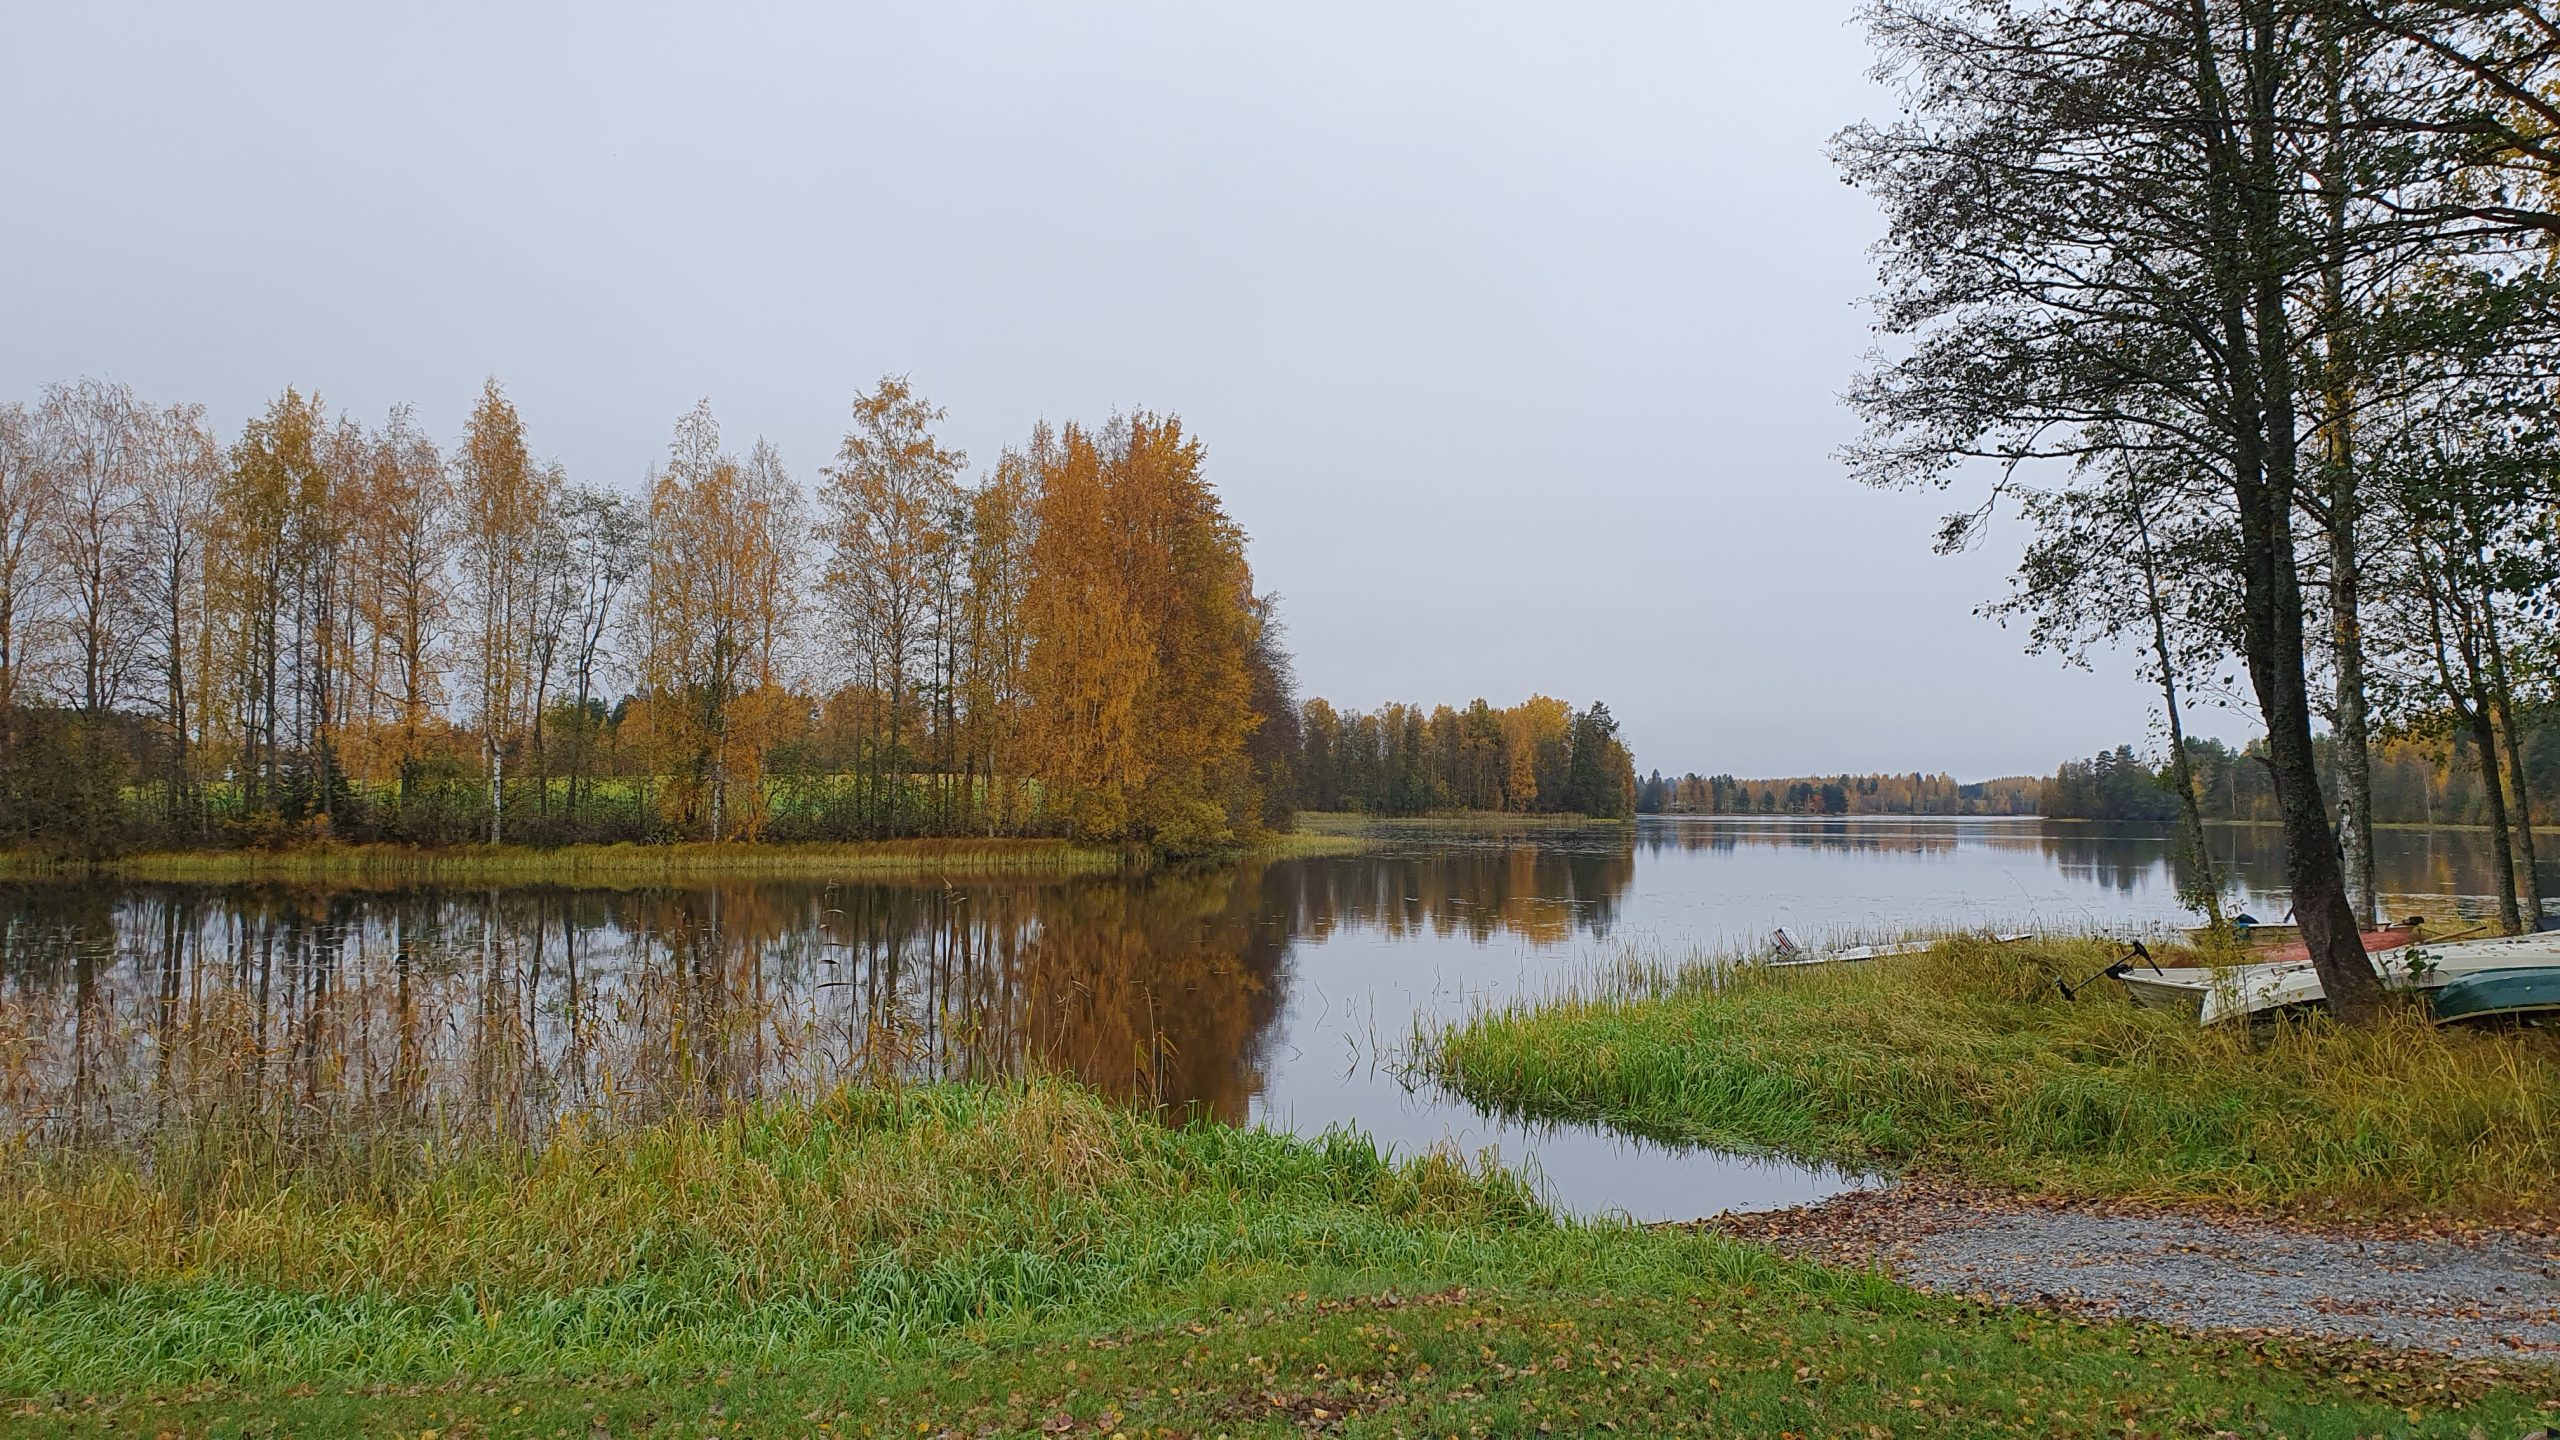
0,378 -> 1307,856
0,376 -> 1645,858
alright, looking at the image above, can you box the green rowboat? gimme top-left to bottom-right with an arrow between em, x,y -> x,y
2429,966 -> 2560,1026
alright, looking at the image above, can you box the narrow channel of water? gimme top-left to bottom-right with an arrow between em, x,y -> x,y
0,818 -> 2535,1221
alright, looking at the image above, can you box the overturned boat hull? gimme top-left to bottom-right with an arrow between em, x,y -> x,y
2118,933 -> 2560,1025
2429,964 -> 2560,1026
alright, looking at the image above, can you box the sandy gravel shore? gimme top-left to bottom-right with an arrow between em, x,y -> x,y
1689,1181 -> 2560,1362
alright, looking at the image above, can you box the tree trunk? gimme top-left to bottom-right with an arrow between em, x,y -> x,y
2422,555 -> 2522,934
2218,6 -> 2383,1019
2465,696 -> 2522,934
2323,407 -> 2379,928
2484,606 -> 2543,927
2135,504 -> 2223,925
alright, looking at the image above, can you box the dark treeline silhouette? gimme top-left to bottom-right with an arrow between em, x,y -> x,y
0,376 -> 1295,856
1286,695 -> 1636,818
2038,747 -> 2187,823
2046,723 -> 2560,829
1635,770 -> 2038,817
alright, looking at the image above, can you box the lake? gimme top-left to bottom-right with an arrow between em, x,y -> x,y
2,816 -> 2541,1222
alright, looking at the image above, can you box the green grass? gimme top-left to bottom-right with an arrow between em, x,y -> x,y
0,828 -> 1369,886
1434,935 -> 2560,1219
1296,810 -> 1634,835
0,838 -> 1135,887
1,1080 -> 2545,1436
1244,829 -> 1376,860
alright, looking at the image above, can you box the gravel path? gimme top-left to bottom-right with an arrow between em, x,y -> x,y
1701,1183 -> 2560,1362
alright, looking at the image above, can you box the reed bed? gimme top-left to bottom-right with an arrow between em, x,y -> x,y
1433,935 -> 2560,1218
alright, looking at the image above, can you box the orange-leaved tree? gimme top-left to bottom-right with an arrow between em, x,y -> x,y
639,402 -> 800,840
1022,414 -> 1262,850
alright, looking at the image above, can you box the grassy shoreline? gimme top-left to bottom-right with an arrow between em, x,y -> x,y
0,837 -> 1134,886
2,1080 -> 2542,1434
1295,809 -> 1635,834
0,828 -> 1378,887
1433,935 -> 2560,1220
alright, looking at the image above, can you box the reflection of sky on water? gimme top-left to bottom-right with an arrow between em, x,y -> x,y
1,818 -> 2538,1223
1251,816 -> 2540,1219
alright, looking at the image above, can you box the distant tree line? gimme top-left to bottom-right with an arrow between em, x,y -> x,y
1287,696 -> 1635,818
2045,721 -> 2560,830
0,376 -> 1295,855
1635,770 -> 2038,817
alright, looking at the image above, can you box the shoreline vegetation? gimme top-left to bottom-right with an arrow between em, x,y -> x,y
1295,808 -> 1635,833
2,1081 -> 2541,1434
1431,935 -> 2560,1222
0,836 -> 1136,886
0,811 -> 1685,888
0,829 -> 1388,887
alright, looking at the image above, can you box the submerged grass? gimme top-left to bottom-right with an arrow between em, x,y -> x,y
3,1080 -> 2548,1435
1435,935 -> 2560,1218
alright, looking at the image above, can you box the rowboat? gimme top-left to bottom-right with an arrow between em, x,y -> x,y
2117,932 -> 2560,1025
2429,966 -> 2560,1026
2178,914 -> 2297,946
1765,930 -> 2034,969
2238,925 -> 2418,966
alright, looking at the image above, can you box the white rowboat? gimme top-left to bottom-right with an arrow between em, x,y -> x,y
2117,933 -> 2560,1025
1766,931 -> 2035,969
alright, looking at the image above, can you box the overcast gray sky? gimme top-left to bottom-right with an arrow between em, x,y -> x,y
2,2 -> 2226,779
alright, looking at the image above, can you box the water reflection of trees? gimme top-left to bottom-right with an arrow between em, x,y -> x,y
1271,843 -> 1634,946
1635,815 -> 2531,914
1638,816 -> 2267,899
0,844 -> 1635,1147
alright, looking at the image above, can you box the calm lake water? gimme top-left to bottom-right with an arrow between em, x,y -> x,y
1,817 -> 2542,1222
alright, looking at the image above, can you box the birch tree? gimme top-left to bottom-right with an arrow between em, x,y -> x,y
136,402 -> 220,824
454,379 -> 548,842
817,376 -> 964,831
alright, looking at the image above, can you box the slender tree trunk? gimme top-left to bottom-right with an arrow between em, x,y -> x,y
165,575 -> 190,827
2317,46 -> 2380,929
2484,605 -> 2544,926
488,717 -> 504,845
532,689 -> 549,820
2421,557 -> 2523,934
2465,696 -> 2521,933
568,668 -> 593,822
2135,506 -> 2224,926
2319,319 -> 2379,926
